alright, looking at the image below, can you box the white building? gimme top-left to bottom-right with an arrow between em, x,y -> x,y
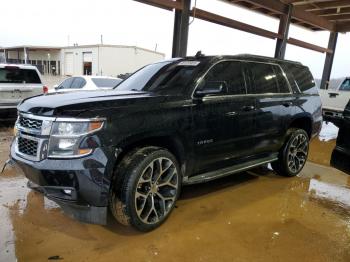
1,44 -> 165,77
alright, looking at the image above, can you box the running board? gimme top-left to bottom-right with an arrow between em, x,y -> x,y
183,154 -> 278,185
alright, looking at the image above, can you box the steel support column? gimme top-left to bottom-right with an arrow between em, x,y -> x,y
320,32 -> 338,90
171,0 -> 191,57
275,4 -> 292,59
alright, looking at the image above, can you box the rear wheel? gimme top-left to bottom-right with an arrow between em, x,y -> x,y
109,147 -> 181,231
271,128 -> 309,177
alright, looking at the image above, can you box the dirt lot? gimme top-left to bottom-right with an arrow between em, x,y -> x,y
1,125 -> 349,262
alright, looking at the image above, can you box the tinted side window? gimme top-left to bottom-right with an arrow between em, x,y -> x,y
59,78 -> 74,89
273,65 -> 290,93
24,69 -> 41,84
199,61 -> 246,95
70,77 -> 86,89
247,62 -> 279,94
284,64 -> 317,94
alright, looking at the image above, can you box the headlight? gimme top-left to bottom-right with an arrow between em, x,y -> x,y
48,120 -> 104,158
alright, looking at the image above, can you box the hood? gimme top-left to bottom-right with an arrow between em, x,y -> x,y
18,89 -> 157,116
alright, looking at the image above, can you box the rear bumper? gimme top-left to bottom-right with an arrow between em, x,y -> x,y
10,142 -> 115,225
322,109 -> 343,127
0,107 -> 17,121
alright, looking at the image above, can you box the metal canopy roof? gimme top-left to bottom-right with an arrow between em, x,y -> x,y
137,0 -> 350,32
227,0 -> 350,32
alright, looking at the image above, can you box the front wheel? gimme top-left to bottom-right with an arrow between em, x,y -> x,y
110,147 -> 181,231
271,128 -> 309,177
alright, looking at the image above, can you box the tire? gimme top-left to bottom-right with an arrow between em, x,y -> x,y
109,146 -> 181,232
271,128 -> 309,177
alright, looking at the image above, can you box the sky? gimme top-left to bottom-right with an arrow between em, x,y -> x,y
0,0 -> 349,78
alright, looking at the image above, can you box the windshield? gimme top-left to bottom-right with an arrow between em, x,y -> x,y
115,60 -> 202,95
339,79 -> 350,91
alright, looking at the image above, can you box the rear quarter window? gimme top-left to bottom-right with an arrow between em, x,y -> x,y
283,64 -> 317,95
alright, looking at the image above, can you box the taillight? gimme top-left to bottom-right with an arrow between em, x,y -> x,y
43,85 -> 48,94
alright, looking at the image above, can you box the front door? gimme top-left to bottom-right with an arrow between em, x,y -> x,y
192,60 -> 256,174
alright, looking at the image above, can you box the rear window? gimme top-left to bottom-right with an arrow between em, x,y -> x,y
284,64 -> 317,94
0,68 -> 41,84
92,78 -> 122,88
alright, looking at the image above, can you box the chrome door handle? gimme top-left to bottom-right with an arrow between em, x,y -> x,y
241,105 -> 255,111
225,111 -> 237,117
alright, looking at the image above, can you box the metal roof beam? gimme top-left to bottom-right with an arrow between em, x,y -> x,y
231,0 -> 335,31
287,37 -> 333,53
192,7 -> 282,39
134,0 -> 182,11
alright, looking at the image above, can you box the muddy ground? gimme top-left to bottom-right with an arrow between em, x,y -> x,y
1,125 -> 350,262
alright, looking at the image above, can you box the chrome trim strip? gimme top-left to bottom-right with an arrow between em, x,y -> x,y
191,59 -> 294,99
55,117 -> 107,122
48,149 -> 93,159
20,112 -> 55,121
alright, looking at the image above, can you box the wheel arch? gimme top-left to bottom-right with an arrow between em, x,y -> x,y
113,133 -> 189,179
288,115 -> 313,138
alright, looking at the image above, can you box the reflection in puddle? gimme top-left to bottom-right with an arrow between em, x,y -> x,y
0,176 -> 29,262
309,178 -> 350,212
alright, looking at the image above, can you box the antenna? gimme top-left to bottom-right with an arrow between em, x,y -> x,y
195,51 -> 204,58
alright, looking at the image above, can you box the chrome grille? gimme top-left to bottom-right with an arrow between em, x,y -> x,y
19,116 -> 42,130
17,137 -> 38,156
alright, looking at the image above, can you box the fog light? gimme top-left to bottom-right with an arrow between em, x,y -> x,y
63,189 -> 72,195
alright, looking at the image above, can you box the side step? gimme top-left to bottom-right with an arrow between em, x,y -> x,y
183,154 -> 278,185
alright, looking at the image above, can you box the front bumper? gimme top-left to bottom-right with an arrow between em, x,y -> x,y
10,142 -> 114,224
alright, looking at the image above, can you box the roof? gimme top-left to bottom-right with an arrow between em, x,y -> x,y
2,44 -> 165,56
61,44 -> 165,56
223,0 -> 350,32
2,45 -> 61,51
184,54 -> 303,65
0,63 -> 39,69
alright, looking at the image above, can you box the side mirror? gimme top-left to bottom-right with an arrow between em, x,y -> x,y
53,84 -> 59,90
195,81 -> 226,97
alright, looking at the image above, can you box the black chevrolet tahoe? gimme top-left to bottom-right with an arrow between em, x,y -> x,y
10,54 -> 322,231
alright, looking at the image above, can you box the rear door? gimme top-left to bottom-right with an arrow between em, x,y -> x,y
244,61 -> 294,154
192,60 -> 256,174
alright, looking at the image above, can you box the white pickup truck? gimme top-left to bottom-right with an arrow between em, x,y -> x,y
319,77 -> 350,126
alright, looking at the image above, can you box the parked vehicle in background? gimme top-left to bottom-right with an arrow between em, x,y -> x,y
331,100 -> 350,174
0,64 -> 46,121
50,76 -> 122,93
319,77 -> 350,126
11,54 -> 322,231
